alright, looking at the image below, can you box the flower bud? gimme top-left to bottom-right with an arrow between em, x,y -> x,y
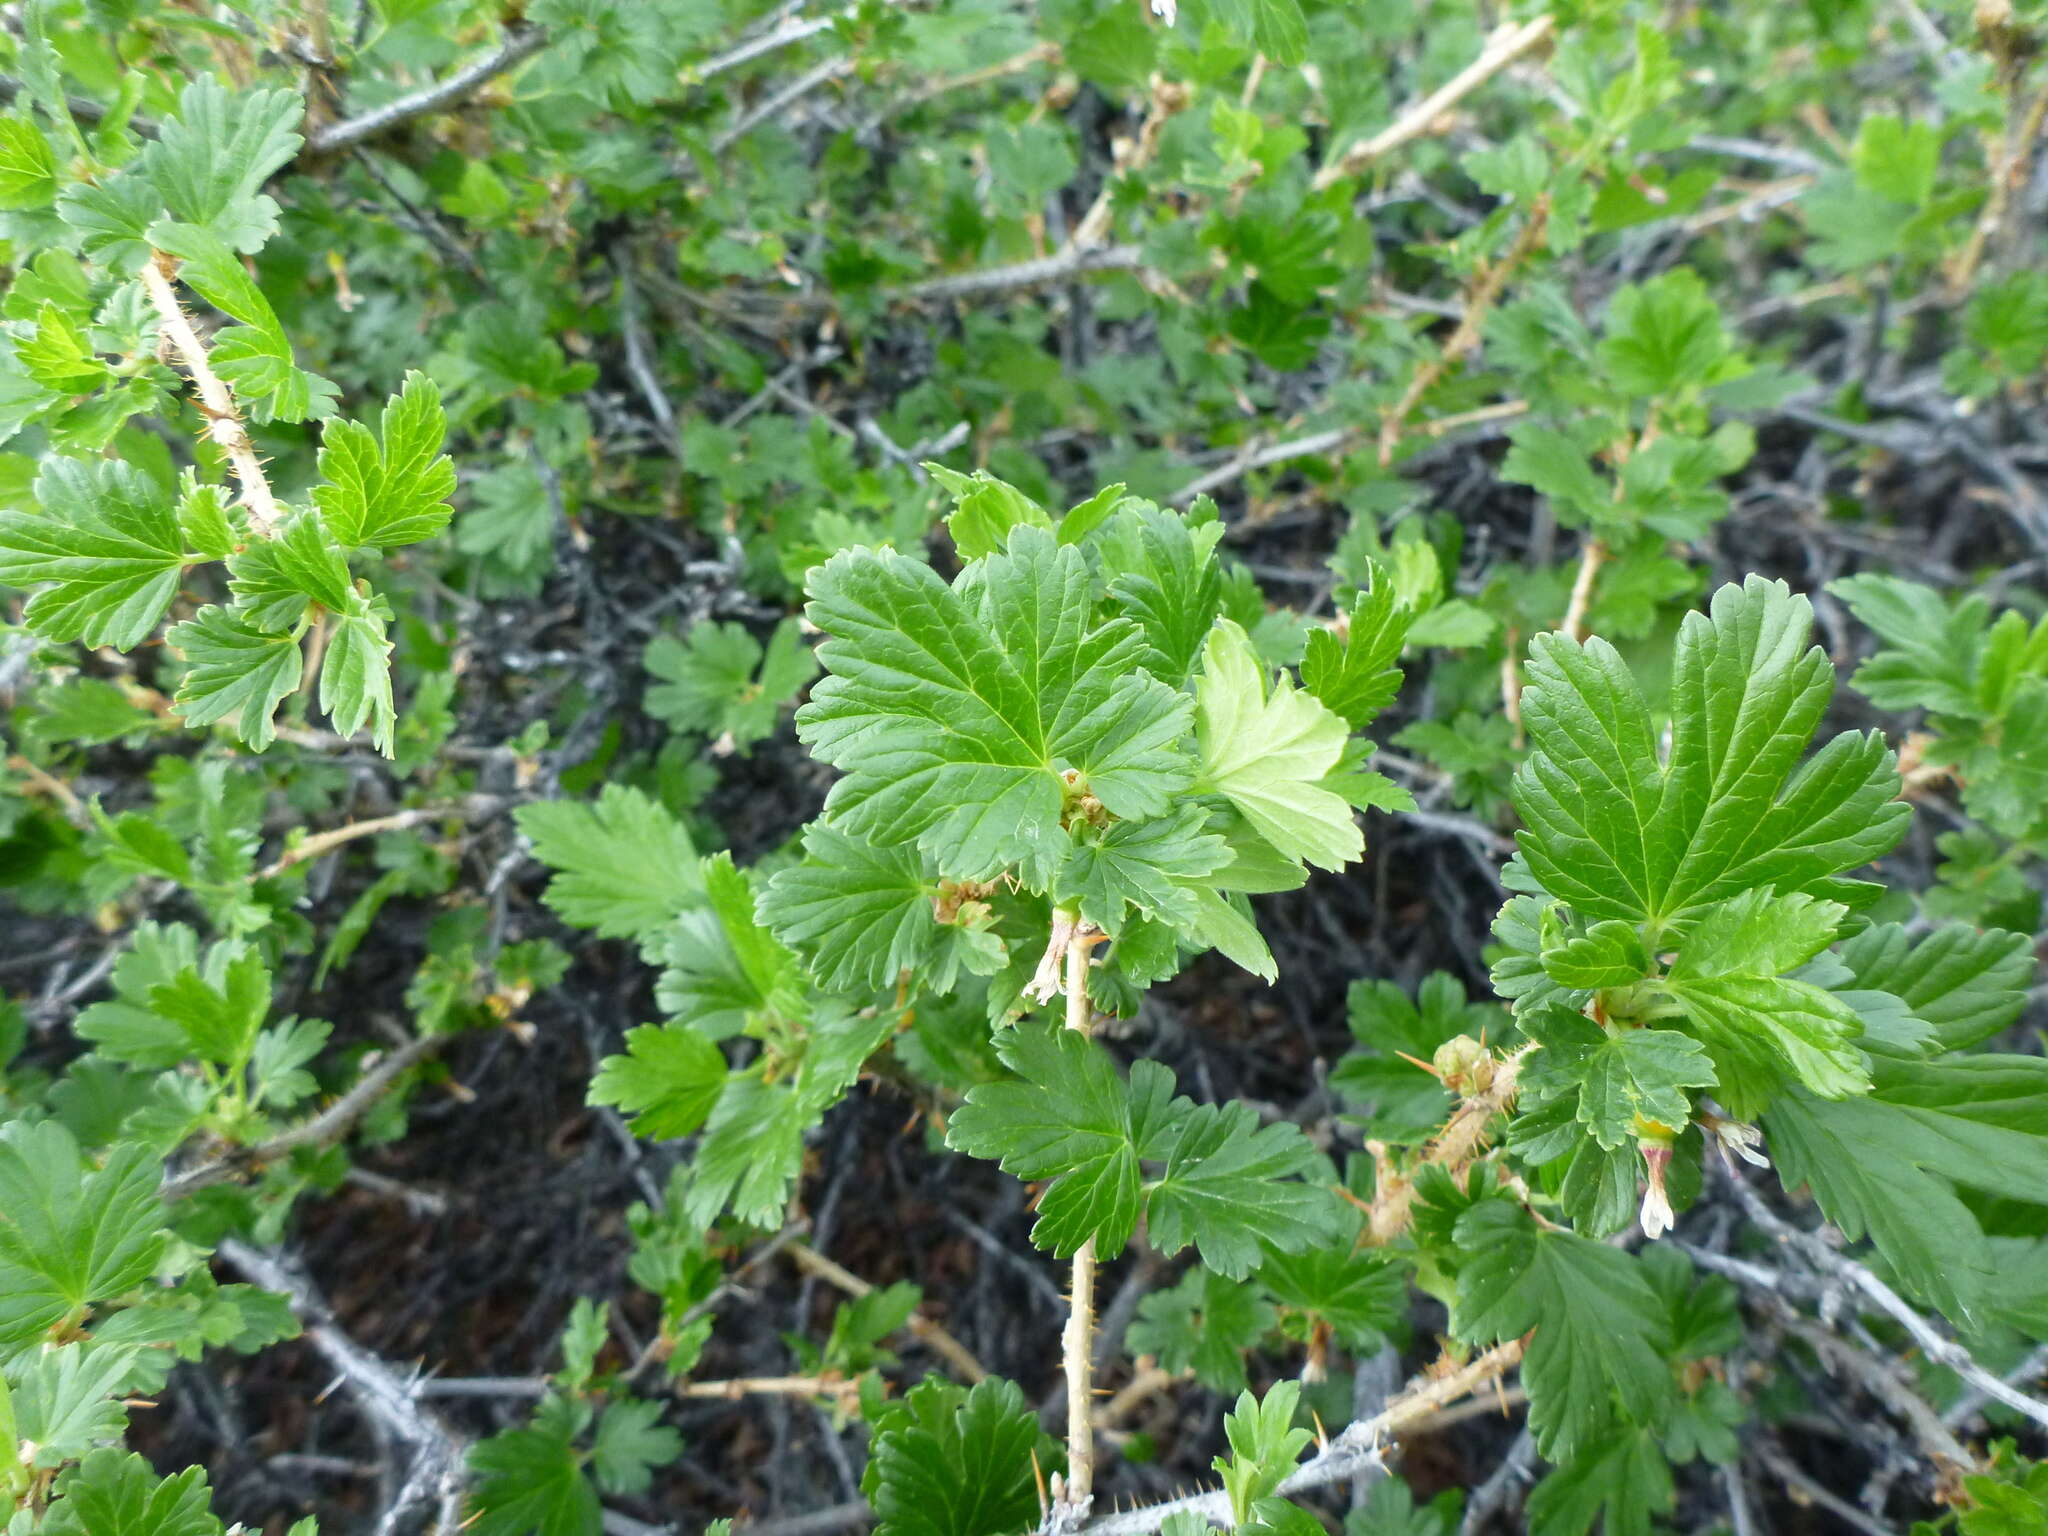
1638,1141 -> 1675,1240
1431,1034 -> 1495,1095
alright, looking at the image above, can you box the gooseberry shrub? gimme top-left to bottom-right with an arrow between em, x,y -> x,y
1,0 -> 2046,1534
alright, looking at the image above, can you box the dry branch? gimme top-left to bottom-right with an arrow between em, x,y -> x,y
1730,1175 -> 2048,1432
220,1239 -> 469,1535
164,1032 -> 444,1200
787,1240 -> 989,1382
1081,1340 -> 1528,1536
307,24 -> 549,154
1310,16 -> 1557,192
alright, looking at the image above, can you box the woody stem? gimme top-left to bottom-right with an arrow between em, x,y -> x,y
1057,909 -> 1097,1523
138,252 -> 284,535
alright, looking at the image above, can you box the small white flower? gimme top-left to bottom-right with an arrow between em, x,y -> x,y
1149,0 -> 1178,24
1023,908 -> 1091,1006
1713,1117 -> 1770,1170
1700,1106 -> 1770,1171
1639,1143 -> 1675,1240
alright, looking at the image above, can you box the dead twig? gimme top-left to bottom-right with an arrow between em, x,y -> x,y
1080,1339 -> 1528,1536
1169,401 -> 1529,506
164,1032 -> 444,1200
786,1241 -> 989,1383
257,796 -> 509,881
888,243 -> 1146,303
1311,16 -> 1557,192
307,24 -> 549,154
220,1238 -> 469,1535
1731,1175 -> 2048,1432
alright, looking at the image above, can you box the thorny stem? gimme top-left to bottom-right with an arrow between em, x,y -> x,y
1377,196 -> 1551,465
1080,1339 -> 1528,1536
1309,15 -> 1557,192
163,1032 -> 444,1200
1730,1172 -> 2048,1432
219,1239 -> 469,1533
139,253 -> 284,535
1560,536 -> 1608,642
254,797 -> 509,881
1054,909 -> 1099,1529
1563,404 -> 1660,642
1066,79 -> 1189,252
1948,74 -> 2048,296
1367,1044 -> 1531,1246
787,1240 -> 989,1382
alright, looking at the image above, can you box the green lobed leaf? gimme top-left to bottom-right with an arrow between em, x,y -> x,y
866,1377 -> 1055,1536
1539,917 -> 1651,990
0,114 -> 57,210
1144,1098 -> 1336,1278
1519,1006 -> 1715,1150
0,1121 -> 169,1346
1451,1200 -> 1671,1459
1301,575 -> 1411,729
678,1075 -> 807,1229
798,529 -> 1193,882
1523,1427 -> 1674,1536
165,606 -> 304,752
1513,576 -> 1908,931
0,457 -> 189,649
74,923 -> 202,1070
946,1024 -> 1159,1259
153,222 -> 339,422
1257,1202 -> 1403,1350
1196,618 -> 1361,872
794,528 -> 1187,884
1127,1265 -> 1275,1394
8,1342 -> 141,1468
590,1397 -> 682,1497
643,617 -> 817,753
313,371 -> 458,548
20,301 -> 110,391
1054,804 -> 1231,936
56,174 -> 159,273
41,1450 -> 222,1536
319,598 -> 397,756
1217,1380 -> 1313,1524
146,945 -> 268,1068
759,823 -> 941,994
1596,268 -> 1737,399
1100,500 -> 1227,684
226,512 -> 352,631
1345,1476 -> 1463,1536
1659,889 -> 1866,1114
140,79 -> 303,251
515,786 -> 702,942
1830,574 -> 1986,716
467,1396 -> 601,1536
1838,921 -> 2033,1052
930,464 -> 1052,561
588,1024 -> 727,1139
1767,1086 -> 1996,1327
